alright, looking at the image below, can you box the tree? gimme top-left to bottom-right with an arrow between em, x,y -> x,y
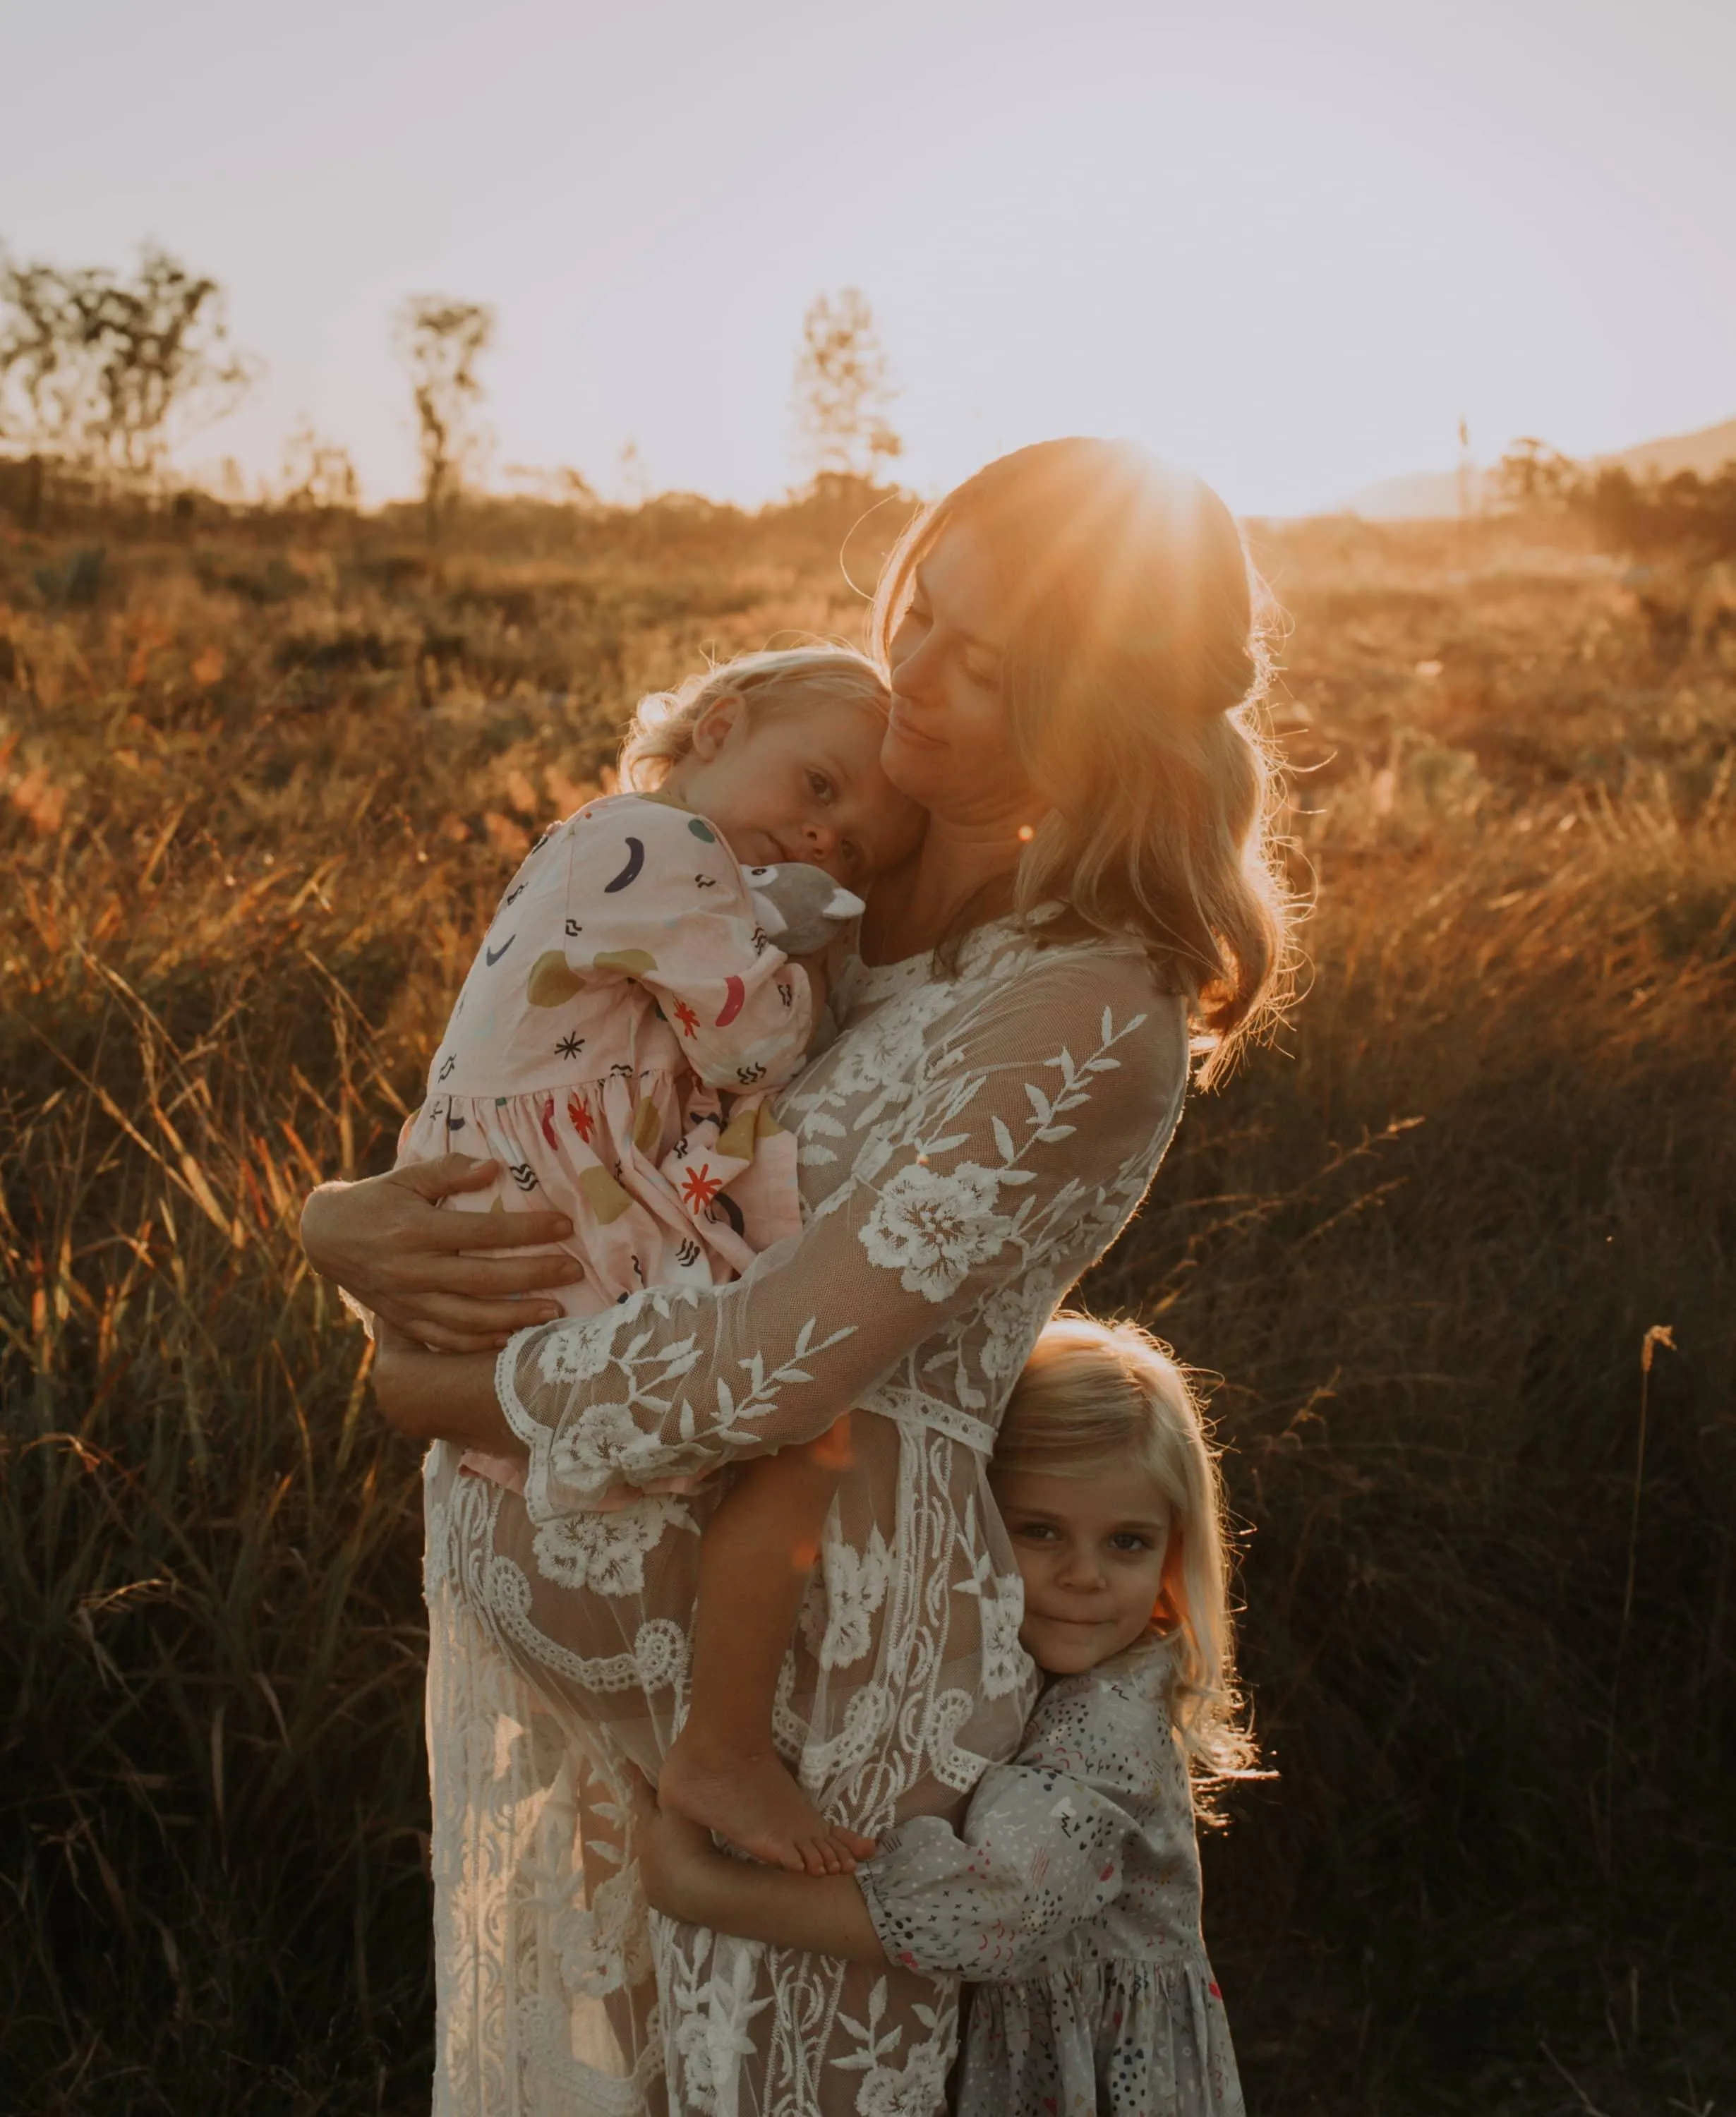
790,288 -> 903,485
0,242 -> 258,483
1494,435 -> 1578,514
393,296 -> 494,540
279,419 -> 360,512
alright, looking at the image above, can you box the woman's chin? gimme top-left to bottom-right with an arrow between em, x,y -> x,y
880,725 -> 951,806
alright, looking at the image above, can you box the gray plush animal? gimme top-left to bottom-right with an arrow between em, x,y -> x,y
744,863 -> 865,955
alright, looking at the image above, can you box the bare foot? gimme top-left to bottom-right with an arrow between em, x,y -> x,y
658,1730 -> 877,1876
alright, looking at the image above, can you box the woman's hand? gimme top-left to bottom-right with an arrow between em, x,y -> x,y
628,1766 -> 888,1963
632,1780 -> 721,1926
300,1154 -> 576,1352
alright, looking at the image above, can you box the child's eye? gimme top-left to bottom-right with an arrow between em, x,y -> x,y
1109,1533 -> 1151,1553
840,840 -> 862,876
807,769 -> 834,802
1012,1521 -> 1059,1542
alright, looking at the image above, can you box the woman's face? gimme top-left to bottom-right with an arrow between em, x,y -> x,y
881,522 -> 1040,834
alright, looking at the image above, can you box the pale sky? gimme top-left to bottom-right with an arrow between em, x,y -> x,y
4,0 -> 1733,515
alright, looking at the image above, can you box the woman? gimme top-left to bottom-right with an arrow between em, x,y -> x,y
302,438 -> 1289,2117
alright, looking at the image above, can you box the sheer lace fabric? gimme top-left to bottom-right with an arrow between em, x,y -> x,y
423,922 -> 1191,2116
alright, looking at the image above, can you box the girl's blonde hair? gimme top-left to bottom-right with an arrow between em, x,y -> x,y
619,646 -> 891,792
870,438 -> 1294,1084
993,1312 -> 1254,1780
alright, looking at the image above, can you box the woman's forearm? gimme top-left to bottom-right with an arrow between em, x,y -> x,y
372,1329 -> 525,1455
651,1857 -> 886,1965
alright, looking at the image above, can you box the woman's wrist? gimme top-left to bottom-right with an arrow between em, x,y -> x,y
637,1809 -> 886,1962
299,1179 -> 356,1286
372,1327 -> 525,1454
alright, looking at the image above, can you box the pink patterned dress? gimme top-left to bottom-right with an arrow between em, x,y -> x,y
396,792 -> 816,1485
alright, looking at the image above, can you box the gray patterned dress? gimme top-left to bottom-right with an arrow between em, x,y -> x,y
856,1636 -> 1243,2117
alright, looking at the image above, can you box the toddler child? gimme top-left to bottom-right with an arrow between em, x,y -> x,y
637,1314 -> 1250,2117
397,646 -> 924,1872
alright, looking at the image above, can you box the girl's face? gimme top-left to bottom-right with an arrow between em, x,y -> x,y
993,1459 -> 1172,1677
882,522 -> 1041,836
673,695 -> 924,890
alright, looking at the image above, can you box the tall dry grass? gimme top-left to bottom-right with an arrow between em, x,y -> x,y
2,501 -> 1732,2114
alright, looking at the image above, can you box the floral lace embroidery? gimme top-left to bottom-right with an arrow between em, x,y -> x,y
424,925 -> 1193,2115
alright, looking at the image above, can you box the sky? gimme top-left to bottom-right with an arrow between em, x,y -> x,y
3,0 -> 1734,516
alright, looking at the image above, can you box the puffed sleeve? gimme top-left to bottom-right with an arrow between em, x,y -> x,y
854,1674 -> 1169,1980
493,945 -> 1188,1519
560,795 -> 814,1091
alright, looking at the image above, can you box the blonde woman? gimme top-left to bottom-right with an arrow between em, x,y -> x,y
303,438 -> 1290,2117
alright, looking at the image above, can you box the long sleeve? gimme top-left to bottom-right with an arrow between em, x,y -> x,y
559,795 -> 814,1091
856,1660 -> 1177,1982
493,943 -> 1188,1521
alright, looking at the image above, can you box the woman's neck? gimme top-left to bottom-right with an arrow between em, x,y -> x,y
860,814 -> 1023,966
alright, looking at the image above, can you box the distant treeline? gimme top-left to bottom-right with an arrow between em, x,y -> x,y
1493,435 -> 1736,558
0,241 -> 905,540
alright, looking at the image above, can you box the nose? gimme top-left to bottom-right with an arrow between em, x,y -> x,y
798,817 -> 838,861
891,621 -> 942,701
1054,1543 -> 1109,1594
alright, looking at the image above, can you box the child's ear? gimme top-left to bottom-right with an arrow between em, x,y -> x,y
691,692 -> 745,761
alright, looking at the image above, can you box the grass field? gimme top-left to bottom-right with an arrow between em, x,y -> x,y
2,493 -> 1732,2116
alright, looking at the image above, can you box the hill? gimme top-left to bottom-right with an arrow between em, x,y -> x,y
1342,412 -> 1736,519
1596,414 -> 1736,481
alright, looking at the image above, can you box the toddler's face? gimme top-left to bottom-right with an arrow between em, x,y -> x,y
992,1460 -> 1172,1677
675,696 -> 924,891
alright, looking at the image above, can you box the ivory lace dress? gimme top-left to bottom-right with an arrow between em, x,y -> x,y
421,917 -> 1191,2117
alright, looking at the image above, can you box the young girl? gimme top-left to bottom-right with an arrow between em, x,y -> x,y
397,646 -> 924,1873
637,1315 -> 1250,2117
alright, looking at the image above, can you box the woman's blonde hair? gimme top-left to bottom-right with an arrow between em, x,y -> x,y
993,1312 -> 1254,1780
619,646 -> 891,792
870,438 -> 1293,1083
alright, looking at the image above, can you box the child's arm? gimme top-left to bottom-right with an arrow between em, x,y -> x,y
637,1804 -> 888,1963
854,1681 -> 1168,1983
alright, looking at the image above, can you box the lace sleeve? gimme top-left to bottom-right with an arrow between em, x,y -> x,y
494,946 -> 1187,1522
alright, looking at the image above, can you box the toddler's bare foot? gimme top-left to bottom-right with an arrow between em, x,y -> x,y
658,1730 -> 876,1876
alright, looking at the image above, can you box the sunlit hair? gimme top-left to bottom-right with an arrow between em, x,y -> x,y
619,646 -> 891,791
992,1313 -> 1254,1781
870,438 -> 1293,1084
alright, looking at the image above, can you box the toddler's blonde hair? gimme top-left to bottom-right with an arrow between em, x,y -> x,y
620,646 -> 891,792
994,1313 -> 1254,1780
